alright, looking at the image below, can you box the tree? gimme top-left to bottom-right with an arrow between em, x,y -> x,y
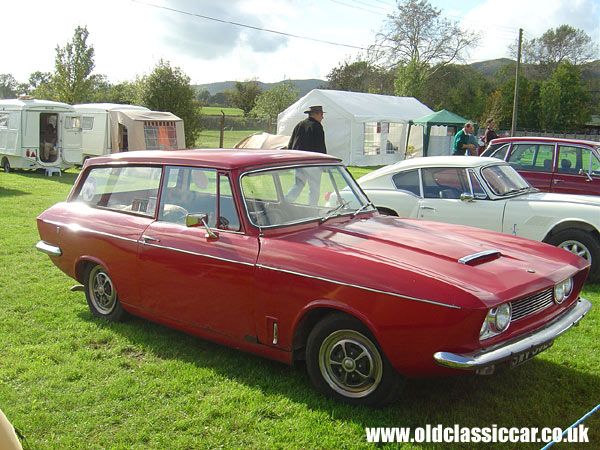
140,60 -> 202,147
538,62 -> 590,131
327,58 -> 395,94
522,25 -> 598,67
229,80 -> 262,115
20,71 -> 53,97
0,74 -> 19,98
370,0 -> 479,96
250,80 -> 298,119
53,26 -> 96,103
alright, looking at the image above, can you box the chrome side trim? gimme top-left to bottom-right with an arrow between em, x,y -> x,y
256,264 -> 460,309
35,240 -> 62,257
433,298 -> 592,370
140,242 -> 255,267
40,220 -> 140,244
458,249 -> 501,265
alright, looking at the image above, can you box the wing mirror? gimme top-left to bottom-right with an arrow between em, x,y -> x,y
460,193 -> 474,202
186,213 -> 218,239
578,168 -> 594,182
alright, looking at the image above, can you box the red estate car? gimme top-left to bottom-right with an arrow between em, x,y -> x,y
482,136 -> 600,195
36,149 -> 591,405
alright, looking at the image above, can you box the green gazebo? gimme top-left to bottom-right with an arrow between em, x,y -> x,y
412,109 -> 473,156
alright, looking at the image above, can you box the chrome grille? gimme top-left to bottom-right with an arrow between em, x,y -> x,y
510,287 -> 554,321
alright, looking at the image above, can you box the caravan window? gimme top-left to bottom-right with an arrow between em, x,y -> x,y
144,121 -> 178,150
82,117 -> 94,130
0,113 -> 8,128
64,116 -> 82,129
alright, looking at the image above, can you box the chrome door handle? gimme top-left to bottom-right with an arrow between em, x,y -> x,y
553,179 -> 564,184
421,206 -> 435,211
142,235 -> 161,243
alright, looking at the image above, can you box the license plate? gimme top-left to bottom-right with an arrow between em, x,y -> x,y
510,340 -> 554,368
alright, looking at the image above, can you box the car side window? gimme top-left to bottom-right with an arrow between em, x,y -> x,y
489,143 -> 510,160
422,168 -> 463,199
392,169 -> 420,196
74,166 -> 162,216
557,146 -> 600,175
508,144 -> 554,172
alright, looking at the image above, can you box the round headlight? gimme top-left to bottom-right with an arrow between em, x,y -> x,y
495,303 -> 512,332
555,278 -> 574,304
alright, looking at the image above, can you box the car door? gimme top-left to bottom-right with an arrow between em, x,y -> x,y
417,167 -> 504,232
506,143 -> 555,192
551,145 -> 600,195
137,166 -> 259,341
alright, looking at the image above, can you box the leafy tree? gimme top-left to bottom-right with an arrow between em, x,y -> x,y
210,92 -> 230,107
20,71 -> 53,97
494,73 -> 541,130
250,80 -> 298,119
140,60 -> 202,147
538,62 -> 590,131
419,64 -> 492,122
0,74 -> 19,98
522,25 -> 598,68
196,88 -> 211,104
370,0 -> 479,96
53,26 -> 96,103
327,58 -> 395,94
229,80 -> 262,115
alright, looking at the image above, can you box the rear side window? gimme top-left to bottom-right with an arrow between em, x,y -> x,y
557,146 -> 600,175
74,166 -> 162,216
485,143 -> 509,159
508,144 -> 554,172
392,169 -> 420,195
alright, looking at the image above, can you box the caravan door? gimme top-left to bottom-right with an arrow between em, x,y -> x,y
61,114 -> 83,164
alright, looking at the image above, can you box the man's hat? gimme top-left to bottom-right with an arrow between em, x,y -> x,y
304,105 -> 324,114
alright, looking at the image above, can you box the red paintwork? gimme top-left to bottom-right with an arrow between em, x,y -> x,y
486,136 -> 600,195
37,149 -> 590,377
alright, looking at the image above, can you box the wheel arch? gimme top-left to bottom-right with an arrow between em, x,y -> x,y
542,220 -> 600,243
291,304 -> 379,363
74,256 -> 107,284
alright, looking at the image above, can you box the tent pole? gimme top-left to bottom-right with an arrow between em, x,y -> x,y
404,121 -> 412,160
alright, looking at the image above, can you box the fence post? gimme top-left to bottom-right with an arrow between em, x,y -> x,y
219,111 -> 225,148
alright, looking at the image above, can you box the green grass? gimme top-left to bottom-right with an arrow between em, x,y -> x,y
201,107 -> 244,116
1,169 -> 599,449
195,129 -> 265,149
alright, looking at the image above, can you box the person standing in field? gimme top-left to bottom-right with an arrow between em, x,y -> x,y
453,122 -> 476,156
285,106 -> 327,204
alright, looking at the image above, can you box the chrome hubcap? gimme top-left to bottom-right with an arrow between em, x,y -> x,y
319,329 -> 383,398
89,267 -> 116,314
559,240 -> 591,261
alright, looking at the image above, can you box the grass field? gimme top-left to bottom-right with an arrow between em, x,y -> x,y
1,169 -> 599,449
201,107 -> 244,116
195,129 -> 265,149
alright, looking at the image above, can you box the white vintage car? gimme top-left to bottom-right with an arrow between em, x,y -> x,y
357,156 -> 600,282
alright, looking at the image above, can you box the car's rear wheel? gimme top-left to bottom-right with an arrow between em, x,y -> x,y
84,264 -> 128,321
306,313 -> 403,406
548,230 -> 600,283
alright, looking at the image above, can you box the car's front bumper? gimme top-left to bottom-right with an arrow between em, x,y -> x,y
433,297 -> 591,370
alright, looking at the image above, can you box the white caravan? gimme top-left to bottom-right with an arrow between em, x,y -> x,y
74,103 -> 186,161
0,98 -> 82,172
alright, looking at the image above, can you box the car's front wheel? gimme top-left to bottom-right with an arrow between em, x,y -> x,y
306,313 -> 403,406
84,264 -> 128,321
548,230 -> 600,283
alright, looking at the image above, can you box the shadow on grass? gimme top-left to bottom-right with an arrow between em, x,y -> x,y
0,186 -> 29,197
3,169 -> 79,186
78,309 -> 600,446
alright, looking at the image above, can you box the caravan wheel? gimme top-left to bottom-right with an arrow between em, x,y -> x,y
2,159 -> 9,173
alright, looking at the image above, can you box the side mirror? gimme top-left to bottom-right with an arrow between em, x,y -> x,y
460,192 -> 474,202
579,168 -> 594,182
186,213 -> 218,239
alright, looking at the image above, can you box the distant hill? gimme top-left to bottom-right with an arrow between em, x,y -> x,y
469,58 -> 515,77
195,79 -> 328,97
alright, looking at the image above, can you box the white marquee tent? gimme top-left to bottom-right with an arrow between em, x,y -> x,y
277,89 -> 433,166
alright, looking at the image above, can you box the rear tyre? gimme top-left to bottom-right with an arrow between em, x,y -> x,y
84,264 -> 128,322
548,230 -> 600,283
306,313 -> 403,406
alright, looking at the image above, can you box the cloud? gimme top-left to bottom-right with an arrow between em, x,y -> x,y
160,0 -> 288,59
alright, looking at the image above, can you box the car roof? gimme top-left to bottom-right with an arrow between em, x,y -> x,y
85,149 -> 342,170
360,156 -> 504,181
489,136 -> 600,147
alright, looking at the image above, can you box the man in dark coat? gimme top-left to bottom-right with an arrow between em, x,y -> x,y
285,106 -> 327,204
288,105 -> 327,154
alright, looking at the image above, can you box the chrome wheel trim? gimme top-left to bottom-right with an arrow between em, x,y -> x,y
318,329 -> 383,398
89,266 -> 117,314
559,239 -> 591,262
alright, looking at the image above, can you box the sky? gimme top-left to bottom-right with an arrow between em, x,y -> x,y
2,0 -> 599,86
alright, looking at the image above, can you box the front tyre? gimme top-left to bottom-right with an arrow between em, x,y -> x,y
548,230 -> 600,283
84,264 -> 128,322
306,313 -> 403,406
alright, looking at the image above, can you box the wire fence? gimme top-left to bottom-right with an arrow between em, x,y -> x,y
196,115 -> 277,148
